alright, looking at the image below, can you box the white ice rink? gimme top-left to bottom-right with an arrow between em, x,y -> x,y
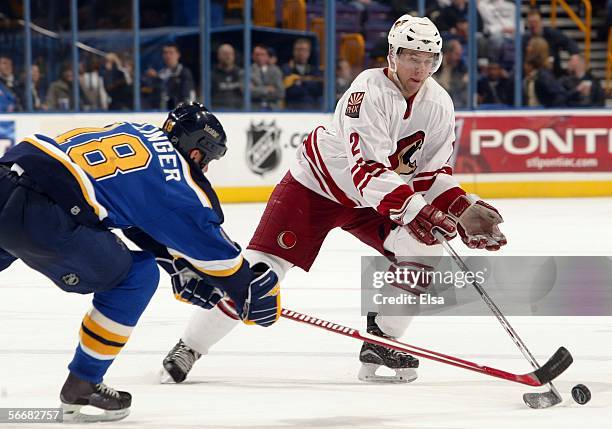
1,198 -> 611,428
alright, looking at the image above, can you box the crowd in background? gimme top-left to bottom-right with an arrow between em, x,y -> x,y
0,0 -> 608,112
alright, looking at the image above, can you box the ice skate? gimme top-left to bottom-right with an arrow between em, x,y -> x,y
59,372 -> 131,423
160,339 -> 201,384
358,312 -> 419,383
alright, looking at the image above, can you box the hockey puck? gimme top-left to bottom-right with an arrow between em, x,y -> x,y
571,384 -> 591,405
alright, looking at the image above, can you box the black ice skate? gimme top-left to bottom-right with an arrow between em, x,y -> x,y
60,372 -> 131,422
160,339 -> 201,384
358,312 -> 419,383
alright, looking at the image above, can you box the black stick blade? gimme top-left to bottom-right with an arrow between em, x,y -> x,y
531,347 -> 573,384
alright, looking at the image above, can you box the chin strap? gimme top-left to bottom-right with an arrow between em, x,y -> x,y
387,53 -> 409,94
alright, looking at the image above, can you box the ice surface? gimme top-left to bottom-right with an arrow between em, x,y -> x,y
1,198 -> 611,428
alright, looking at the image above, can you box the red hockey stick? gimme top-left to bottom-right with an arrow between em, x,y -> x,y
281,308 -> 571,388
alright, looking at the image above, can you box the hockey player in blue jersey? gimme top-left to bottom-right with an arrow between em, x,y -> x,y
0,102 -> 281,422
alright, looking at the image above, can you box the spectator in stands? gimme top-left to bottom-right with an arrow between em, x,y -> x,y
267,47 -> 279,66
436,39 -> 468,108
560,54 -> 605,107
441,16 -> 487,69
46,64 -> 83,111
211,43 -> 243,110
478,0 -> 516,65
251,44 -> 284,111
141,65 -> 162,110
0,55 -> 20,111
16,64 -> 46,111
522,8 -> 580,78
80,56 -> 109,111
0,82 -> 17,112
102,52 -> 133,111
522,36 -> 567,107
282,38 -> 323,110
336,59 -> 354,101
448,17 -> 471,63
435,0 -> 483,34
0,56 -> 17,91
145,42 -> 196,110
477,60 -> 514,106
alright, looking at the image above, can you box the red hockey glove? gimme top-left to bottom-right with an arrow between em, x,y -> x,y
390,194 -> 456,246
448,195 -> 507,251
406,204 -> 457,246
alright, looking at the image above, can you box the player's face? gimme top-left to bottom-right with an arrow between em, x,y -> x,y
189,149 -> 208,173
395,50 -> 434,94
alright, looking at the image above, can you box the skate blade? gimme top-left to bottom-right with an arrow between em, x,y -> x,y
358,363 -> 418,384
159,367 -> 177,384
61,403 -> 130,423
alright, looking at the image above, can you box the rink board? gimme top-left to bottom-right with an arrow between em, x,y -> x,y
0,109 -> 610,200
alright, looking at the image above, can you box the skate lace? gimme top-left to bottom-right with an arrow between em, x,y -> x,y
96,383 -> 120,398
168,342 -> 199,373
387,349 -> 408,359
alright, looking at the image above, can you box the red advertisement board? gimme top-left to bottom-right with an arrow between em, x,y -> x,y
453,114 -> 612,173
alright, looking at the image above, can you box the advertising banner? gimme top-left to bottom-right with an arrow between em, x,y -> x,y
454,113 -> 612,174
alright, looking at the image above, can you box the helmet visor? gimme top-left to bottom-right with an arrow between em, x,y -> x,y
396,50 -> 437,73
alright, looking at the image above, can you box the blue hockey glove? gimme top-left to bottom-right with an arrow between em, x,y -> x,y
170,266 -> 224,310
240,263 -> 281,327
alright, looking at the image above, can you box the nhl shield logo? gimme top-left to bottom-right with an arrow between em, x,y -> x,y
246,121 -> 282,175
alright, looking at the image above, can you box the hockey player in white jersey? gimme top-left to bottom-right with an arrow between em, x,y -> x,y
161,15 -> 507,384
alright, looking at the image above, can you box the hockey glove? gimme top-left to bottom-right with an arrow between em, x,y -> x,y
448,194 -> 507,251
390,194 -> 456,246
403,205 -> 457,247
239,263 -> 281,327
169,264 -> 224,309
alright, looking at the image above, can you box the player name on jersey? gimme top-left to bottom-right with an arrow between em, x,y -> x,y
133,123 -> 181,182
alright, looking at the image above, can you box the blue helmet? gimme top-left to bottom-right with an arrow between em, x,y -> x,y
163,102 -> 227,169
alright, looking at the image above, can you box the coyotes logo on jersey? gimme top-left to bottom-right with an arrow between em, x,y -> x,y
345,92 -> 365,118
389,131 -> 425,176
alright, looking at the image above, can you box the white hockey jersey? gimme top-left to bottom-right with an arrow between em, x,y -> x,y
290,68 -> 465,223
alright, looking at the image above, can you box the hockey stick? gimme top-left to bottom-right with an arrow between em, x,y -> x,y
281,308 -> 571,388
434,232 -> 571,409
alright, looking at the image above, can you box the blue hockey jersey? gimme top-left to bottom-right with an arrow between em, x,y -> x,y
0,122 -> 244,278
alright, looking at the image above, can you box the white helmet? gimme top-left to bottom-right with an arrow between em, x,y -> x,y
387,14 -> 443,75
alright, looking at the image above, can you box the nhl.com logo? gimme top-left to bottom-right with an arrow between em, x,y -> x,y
246,121 -> 282,175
